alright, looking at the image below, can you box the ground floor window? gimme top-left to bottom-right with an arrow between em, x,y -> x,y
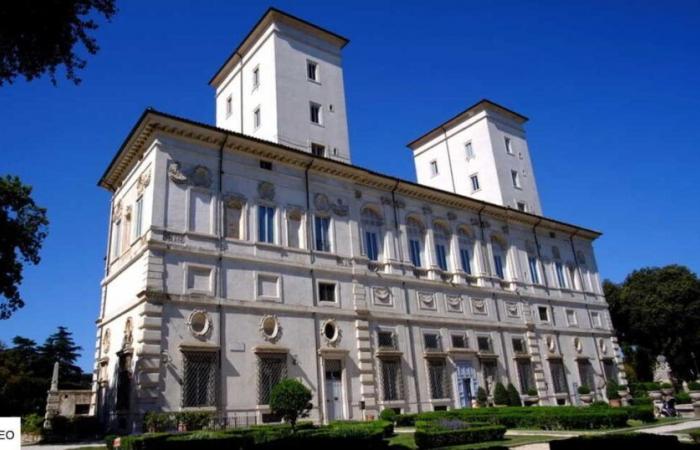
602,359 -> 617,383
380,358 -> 404,401
577,359 -> 595,392
258,354 -> 287,405
516,359 -> 535,393
116,351 -> 132,411
549,359 -> 569,394
427,358 -> 451,399
481,359 -> 498,394
182,350 -> 218,408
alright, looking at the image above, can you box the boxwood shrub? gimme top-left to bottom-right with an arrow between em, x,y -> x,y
395,413 -> 417,427
550,433 -> 682,450
414,419 -> 506,449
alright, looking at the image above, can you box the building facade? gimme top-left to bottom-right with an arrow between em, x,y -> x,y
91,8 -> 624,432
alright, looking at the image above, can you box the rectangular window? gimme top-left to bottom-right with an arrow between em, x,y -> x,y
538,306 -> 549,322
566,309 -> 578,326
365,231 -> 379,261
577,359 -> 595,390
253,107 -> 261,129
493,254 -> 504,279
258,355 -> 287,405
603,359 -> 617,382
477,336 -> 492,352
517,359 -> 535,392
451,334 -> 468,349
435,244 -> 448,271
112,220 -> 121,257
133,196 -> 143,241
310,102 -> 322,124
225,95 -> 232,117
311,143 -> 325,157
252,66 -> 260,88
512,337 -> 527,354
505,136 -> 514,154
591,311 -> 602,328
459,248 -> 471,274
409,239 -> 422,267
430,160 -> 439,176
482,360 -> 498,393
318,282 -> 336,302
528,257 -> 540,284
464,141 -> 475,160
225,204 -> 242,239
511,170 -> 521,188
182,351 -> 218,407
260,160 -> 272,170
423,333 -> 441,351
517,202 -> 527,212
549,360 -> 568,394
307,60 -> 318,81
556,262 -> 567,288
314,216 -> 331,252
287,213 -> 302,248
377,331 -> 397,349
258,205 -> 275,244
470,174 -> 480,191
427,359 -> 451,399
380,358 -> 403,400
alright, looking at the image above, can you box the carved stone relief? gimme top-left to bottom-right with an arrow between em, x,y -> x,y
417,291 -> 436,309
257,181 -> 275,201
168,161 -> 188,184
471,298 -> 488,315
190,165 -> 212,188
506,301 -> 520,317
372,286 -> 392,306
314,193 -> 330,212
136,170 -> 151,194
446,294 -> 462,312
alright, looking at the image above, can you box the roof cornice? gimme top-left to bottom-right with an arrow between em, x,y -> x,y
98,109 -> 602,240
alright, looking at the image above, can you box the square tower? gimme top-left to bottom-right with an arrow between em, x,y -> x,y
209,8 -> 352,163
408,99 -> 543,215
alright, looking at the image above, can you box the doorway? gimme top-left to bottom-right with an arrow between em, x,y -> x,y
324,359 -> 343,421
456,360 -> 477,408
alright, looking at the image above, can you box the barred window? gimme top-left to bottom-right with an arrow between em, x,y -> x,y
380,358 -> 403,401
427,359 -> 451,399
549,359 -> 568,394
182,351 -> 218,408
477,336 -> 492,352
423,333 -> 442,351
516,359 -> 535,393
512,337 -> 526,354
451,334 -> 468,349
482,360 -> 498,394
258,354 -> 287,405
377,331 -> 397,349
577,359 -> 595,390
603,359 -> 617,383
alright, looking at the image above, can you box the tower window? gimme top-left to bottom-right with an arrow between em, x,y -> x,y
470,174 -> 480,192
307,60 -> 318,81
310,102 -> 322,124
318,282 -> 336,303
253,107 -> 261,129
465,141 -> 475,160
511,170 -> 521,188
505,136 -> 514,154
517,202 -> 527,212
225,95 -> 232,117
430,160 -> 439,176
311,143 -> 325,157
259,160 -> 272,170
538,306 -> 549,322
252,66 -> 260,89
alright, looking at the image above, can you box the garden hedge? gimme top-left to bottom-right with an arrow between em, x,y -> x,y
414,419 -> 506,449
550,433 -> 684,450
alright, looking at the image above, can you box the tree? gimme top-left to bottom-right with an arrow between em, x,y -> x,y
0,175 -> 49,319
269,379 -> 312,431
605,265 -> 700,380
476,387 -> 488,407
39,326 -> 84,388
493,382 -> 509,406
507,383 -> 522,407
0,0 -> 116,86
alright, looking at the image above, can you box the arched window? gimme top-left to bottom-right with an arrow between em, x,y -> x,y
406,216 -> 425,267
491,235 -> 508,279
457,226 -> 473,275
361,207 -> 383,261
433,222 -> 451,271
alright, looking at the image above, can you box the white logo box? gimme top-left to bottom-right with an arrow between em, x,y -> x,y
0,417 -> 20,450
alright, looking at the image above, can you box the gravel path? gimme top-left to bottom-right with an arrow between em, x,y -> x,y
635,419 -> 700,434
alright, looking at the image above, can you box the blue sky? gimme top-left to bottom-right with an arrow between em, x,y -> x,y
1,0 -> 699,371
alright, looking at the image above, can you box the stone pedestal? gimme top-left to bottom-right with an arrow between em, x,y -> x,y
693,402 -> 700,419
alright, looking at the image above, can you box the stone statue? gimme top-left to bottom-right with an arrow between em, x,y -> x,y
653,355 -> 672,384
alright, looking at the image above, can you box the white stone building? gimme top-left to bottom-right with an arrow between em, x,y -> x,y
92,8 -> 624,432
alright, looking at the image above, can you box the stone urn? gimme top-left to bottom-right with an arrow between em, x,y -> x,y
609,398 -> 622,408
580,394 -> 593,404
523,395 -> 539,406
648,390 -> 663,401
661,386 -> 674,396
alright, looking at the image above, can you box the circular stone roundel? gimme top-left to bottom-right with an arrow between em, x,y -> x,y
321,319 -> 341,345
187,310 -> 212,337
260,315 -> 281,342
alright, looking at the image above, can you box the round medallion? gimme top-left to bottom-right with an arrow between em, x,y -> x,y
260,315 -> 281,342
321,319 -> 341,345
187,310 -> 212,337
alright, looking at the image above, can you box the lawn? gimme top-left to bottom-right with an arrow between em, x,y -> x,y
388,431 -> 561,449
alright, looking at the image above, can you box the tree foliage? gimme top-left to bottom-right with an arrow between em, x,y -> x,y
269,378 -> 312,431
0,175 -> 49,319
605,265 -> 700,380
0,326 -> 89,416
0,0 -> 116,85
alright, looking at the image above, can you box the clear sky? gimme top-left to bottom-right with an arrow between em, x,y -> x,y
1,0 -> 699,371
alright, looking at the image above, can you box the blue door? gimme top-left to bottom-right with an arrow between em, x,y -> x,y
456,361 -> 478,408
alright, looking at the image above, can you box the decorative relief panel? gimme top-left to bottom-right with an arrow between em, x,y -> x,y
190,165 -> 212,188
505,301 -> 521,318
257,181 -> 275,201
224,193 -> 246,209
112,200 -> 122,222
136,169 -> 151,194
168,161 -> 188,184
372,286 -> 393,306
417,291 -> 436,310
167,161 -> 212,188
446,294 -> 463,313
471,298 -> 488,315
314,193 -> 330,212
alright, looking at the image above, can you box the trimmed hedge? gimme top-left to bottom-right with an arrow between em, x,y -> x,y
550,433 -> 682,450
252,421 -> 388,450
414,419 -> 506,449
396,413 -> 417,427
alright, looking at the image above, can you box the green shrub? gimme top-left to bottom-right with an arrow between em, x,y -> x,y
396,413 -> 417,427
254,421 -> 388,450
644,382 -> 661,391
174,411 -> 212,431
161,431 -> 253,450
622,404 -> 655,422
507,383 -> 522,406
578,385 -> 591,395
477,387 -> 489,406
144,411 -> 176,432
116,433 -> 171,450
414,419 -> 506,449
379,408 -> 397,423
690,430 -> 700,444
22,413 -> 44,434
676,391 -> 691,404
550,433 -> 681,450
661,382 -> 673,389
269,378 -> 312,431
526,388 -> 538,397
329,420 -> 394,438
689,381 -> 700,391
43,415 -> 101,442
607,381 -> 621,400
590,401 -> 609,408
494,383 -> 509,406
